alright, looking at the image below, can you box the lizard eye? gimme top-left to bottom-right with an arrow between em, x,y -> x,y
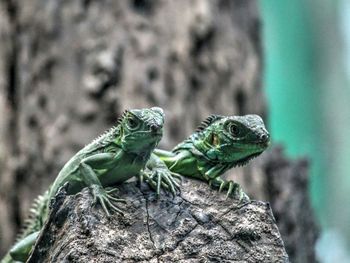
127,116 -> 139,130
229,123 -> 240,137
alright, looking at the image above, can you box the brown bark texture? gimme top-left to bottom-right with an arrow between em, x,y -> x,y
28,179 -> 289,263
0,0 -> 318,262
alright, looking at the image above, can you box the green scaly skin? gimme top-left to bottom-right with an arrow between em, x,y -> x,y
145,114 -> 270,199
1,107 -> 166,263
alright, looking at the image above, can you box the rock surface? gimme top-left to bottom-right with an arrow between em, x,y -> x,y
28,179 -> 289,263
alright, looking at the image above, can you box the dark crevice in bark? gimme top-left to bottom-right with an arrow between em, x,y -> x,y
4,0 -> 19,153
217,220 -> 234,238
143,193 -> 156,247
4,0 -> 22,230
168,223 -> 199,253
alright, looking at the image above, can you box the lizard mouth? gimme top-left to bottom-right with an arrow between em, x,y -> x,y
233,152 -> 263,167
233,140 -> 270,152
258,140 -> 270,148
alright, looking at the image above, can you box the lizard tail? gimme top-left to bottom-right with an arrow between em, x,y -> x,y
0,255 -> 13,263
1,190 -> 50,263
15,191 -> 49,241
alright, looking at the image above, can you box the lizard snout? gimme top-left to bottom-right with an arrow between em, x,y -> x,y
150,123 -> 162,134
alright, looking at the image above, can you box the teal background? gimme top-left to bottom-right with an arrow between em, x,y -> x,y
260,0 -> 350,261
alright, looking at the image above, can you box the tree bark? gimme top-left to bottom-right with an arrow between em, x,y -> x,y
28,179 -> 289,263
0,0 -> 318,262
260,147 -> 319,263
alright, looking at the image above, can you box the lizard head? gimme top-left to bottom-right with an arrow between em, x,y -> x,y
119,107 -> 164,153
193,114 -> 270,166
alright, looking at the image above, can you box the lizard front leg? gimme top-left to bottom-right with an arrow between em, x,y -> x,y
209,177 -> 250,202
79,153 -> 126,216
141,153 -> 182,196
205,165 -> 249,202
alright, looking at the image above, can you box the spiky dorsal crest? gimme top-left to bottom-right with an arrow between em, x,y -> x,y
117,109 -> 129,125
195,114 -> 223,133
173,114 -> 223,153
88,110 -> 129,147
16,192 -> 49,242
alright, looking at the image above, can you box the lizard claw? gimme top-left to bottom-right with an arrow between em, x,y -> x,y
105,187 -> 120,195
142,168 -> 181,197
219,181 -> 225,193
225,181 -> 234,198
238,191 -> 251,204
229,183 -> 250,203
171,172 -> 183,182
209,178 -> 249,203
90,185 -> 126,216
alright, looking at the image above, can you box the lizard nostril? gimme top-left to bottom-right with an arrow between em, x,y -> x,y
260,133 -> 269,142
150,124 -> 159,132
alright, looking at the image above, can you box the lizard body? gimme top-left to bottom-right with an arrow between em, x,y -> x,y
1,107 -> 165,263
145,114 -> 270,198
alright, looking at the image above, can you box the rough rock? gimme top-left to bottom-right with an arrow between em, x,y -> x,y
28,179 -> 289,263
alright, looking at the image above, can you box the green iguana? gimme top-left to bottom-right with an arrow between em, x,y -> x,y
1,107 -> 170,263
144,114 -> 270,199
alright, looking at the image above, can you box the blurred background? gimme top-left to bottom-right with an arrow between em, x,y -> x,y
0,0 -> 349,262
260,0 -> 350,262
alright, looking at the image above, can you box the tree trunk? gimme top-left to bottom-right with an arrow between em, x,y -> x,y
0,0 -> 318,262
260,147 -> 319,263
28,179 -> 289,263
